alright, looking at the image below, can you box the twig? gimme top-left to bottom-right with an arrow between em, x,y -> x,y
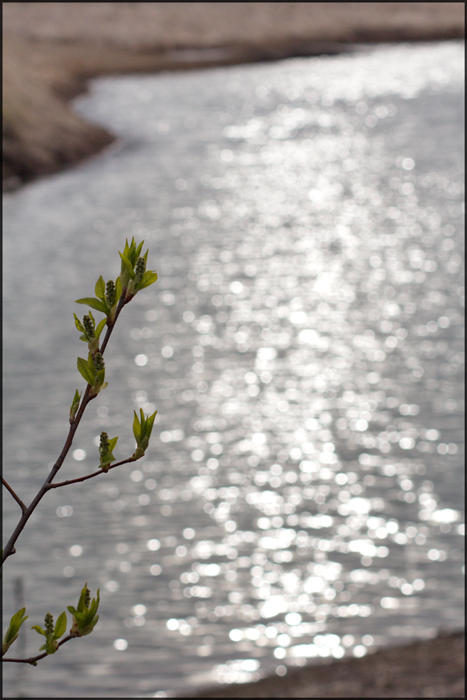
2,634 -> 76,665
2,240 -> 158,670
2,477 -> 27,512
45,457 -> 136,489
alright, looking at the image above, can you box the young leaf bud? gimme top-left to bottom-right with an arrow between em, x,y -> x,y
105,280 -> 116,309
69,390 -> 81,424
82,315 -> 94,341
133,436 -> 149,460
93,353 -> 105,372
44,612 -> 54,636
124,279 -> 136,302
99,432 -> 110,460
88,336 -> 100,356
134,256 -> 146,285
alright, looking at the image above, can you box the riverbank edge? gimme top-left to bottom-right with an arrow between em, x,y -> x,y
2,23 -> 464,192
2,36 -> 359,190
191,629 -> 465,698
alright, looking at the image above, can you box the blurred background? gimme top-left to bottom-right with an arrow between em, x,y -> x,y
2,3 -> 465,699
3,2 -> 465,190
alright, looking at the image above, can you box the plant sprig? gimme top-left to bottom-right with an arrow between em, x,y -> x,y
2,608 -> 28,656
31,611 -> 67,655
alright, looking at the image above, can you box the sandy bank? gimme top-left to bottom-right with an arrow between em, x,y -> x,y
2,3 -> 465,190
192,630 -> 464,698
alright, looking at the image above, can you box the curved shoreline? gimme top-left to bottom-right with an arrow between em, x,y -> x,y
3,2 -> 464,191
192,629 -> 464,698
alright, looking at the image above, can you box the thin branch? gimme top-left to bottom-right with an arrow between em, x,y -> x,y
1,384 -> 92,566
100,293 -> 127,354
45,457 -> 137,489
2,477 -> 27,512
2,634 -> 76,665
1,291 -> 129,567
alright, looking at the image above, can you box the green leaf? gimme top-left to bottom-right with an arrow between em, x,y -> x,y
100,453 -> 115,471
75,615 -> 99,637
78,583 -> 89,613
54,611 -> 67,639
69,390 -> 82,423
75,297 -> 108,314
136,270 -> 158,291
77,357 -> 95,385
74,313 -> 85,333
69,586 -> 100,637
122,237 -> 142,266
89,590 -> 100,616
87,352 -> 96,372
108,436 -> 119,453
95,318 -> 107,339
100,437 -> 118,470
10,607 -> 28,629
115,275 -> 122,301
71,611 -> 88,625
146,411 -> 157,440
135,240 -> 144,260
133,410 -> 141,442
95,276 -> 106,301
43,637 -> 59,655
31,625 -> 47,637
2,608 -> 29,654
138,407 -> 146,434
119,252 -> 135,279
132,409 -> 157,459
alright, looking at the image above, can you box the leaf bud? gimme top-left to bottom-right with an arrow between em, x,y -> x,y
94,353 -> 105,372
88,336 -> 100,356
124,278 -> 135,302
134,256 -> 146,279
105,280 -> 116,308
82,315 -> 94,341
69,390 -> 81,424
44,612 -> 54,636
133,436 -> 149,460
99,432 -> 110,460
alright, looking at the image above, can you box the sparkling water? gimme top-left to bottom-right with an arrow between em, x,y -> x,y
3,41 -> 464,697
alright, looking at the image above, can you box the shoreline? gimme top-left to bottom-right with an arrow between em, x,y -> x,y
191,629 -> 465,698
2,2 -> 464,191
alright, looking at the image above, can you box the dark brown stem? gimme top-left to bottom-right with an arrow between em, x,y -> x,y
45,457 -> 136,490
2,385 -> 92,565
2,634 -> 76,665
100,293 -> 127,354
2,477 -> 27,512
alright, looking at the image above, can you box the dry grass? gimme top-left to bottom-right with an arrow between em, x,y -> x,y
3,3 -> 465,48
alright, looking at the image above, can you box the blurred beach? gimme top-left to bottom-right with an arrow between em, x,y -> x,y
2,3 -> 464,189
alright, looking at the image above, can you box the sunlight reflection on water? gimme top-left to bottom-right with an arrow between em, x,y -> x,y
3,42 -> 464,698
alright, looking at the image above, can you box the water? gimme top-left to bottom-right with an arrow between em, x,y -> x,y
2,42 -> 464,698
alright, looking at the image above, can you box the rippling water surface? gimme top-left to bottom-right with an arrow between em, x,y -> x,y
3,42 -> 464,698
